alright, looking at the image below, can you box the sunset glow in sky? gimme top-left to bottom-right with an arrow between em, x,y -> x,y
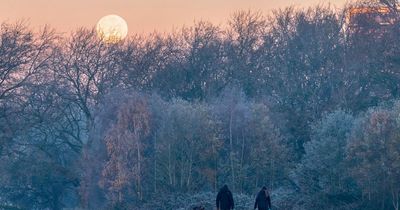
2,0 -> 347,34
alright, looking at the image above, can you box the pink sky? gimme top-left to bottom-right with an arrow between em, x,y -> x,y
1,0 -> 348,35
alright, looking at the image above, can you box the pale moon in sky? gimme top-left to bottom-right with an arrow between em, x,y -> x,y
96,15 -> 128,43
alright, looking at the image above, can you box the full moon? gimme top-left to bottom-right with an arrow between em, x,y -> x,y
96,15 -> 128,43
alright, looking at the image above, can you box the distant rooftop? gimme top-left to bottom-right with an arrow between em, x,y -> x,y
347,4 -> 399,28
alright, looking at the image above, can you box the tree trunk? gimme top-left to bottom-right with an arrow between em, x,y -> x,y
168,143 -> 173,185
392,187 -> 399,210
154,132 -> 157,193
187,151 -> 193,188
215,154 -> 218,192
137,137 -> 142,200
240,129 -> 245,193
229,110 -> 235,191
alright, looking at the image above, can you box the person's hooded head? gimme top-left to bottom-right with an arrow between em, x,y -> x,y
259,186 -> 269,197
221,184 -> 229,192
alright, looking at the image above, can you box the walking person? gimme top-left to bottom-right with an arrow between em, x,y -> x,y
254,186 -> 272,210
216,184 -> 234,210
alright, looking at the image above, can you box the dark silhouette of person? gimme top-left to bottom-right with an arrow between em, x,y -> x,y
254,186 -> 272,210
216,184 -> 234,210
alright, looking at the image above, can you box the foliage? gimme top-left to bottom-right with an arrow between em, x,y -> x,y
292,110 -> 359,209
347,103 -> 400,210
1,1 -> 400,209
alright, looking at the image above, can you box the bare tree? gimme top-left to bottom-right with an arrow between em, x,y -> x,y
0,22 -> 55,101
53,28 -> 124,123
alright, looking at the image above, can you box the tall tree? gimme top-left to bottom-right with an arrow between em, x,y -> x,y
347,104 -> 400,210
293,110 -> 358,209
99,94 -> 150,205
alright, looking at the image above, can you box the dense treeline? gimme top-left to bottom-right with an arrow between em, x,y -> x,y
0,1 -> 399,209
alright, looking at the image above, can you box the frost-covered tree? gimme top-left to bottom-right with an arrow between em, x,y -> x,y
293,110 -> 358,209
246,103 -> 290,192
347,103 -> 400,210
212,85 -> 251,192
99,95 -> 150,205
80,91 -> 150,209
155,99 -> 221,192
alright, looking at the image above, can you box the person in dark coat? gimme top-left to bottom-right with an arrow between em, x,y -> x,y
216,185 -> 234,210
254,186 -> 272,210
